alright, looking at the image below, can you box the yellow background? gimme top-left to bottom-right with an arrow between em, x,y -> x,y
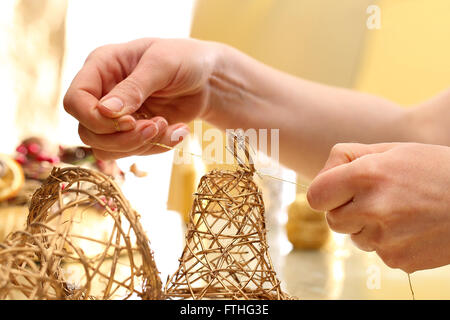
356,0 -> 450,105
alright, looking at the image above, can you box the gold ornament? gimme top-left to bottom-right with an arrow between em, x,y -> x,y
286,193 -> 329,250
165,136 -> 291,300
0,167 -> 162,300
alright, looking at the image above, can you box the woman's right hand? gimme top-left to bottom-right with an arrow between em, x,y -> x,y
63,38 -> 223,160
307,142 -> 450,273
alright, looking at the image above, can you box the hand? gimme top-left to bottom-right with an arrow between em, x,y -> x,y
307,142 -> 450,273
64,38 -> 221,160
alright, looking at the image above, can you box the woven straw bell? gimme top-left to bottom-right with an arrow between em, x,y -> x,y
165,135 -> 290,300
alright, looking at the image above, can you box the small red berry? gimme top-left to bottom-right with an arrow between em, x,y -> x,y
27,143 -> 41,154
36,154 -> 48,162
16,144 -> 28,154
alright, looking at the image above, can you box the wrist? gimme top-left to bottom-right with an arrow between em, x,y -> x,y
201,42 -> 237,124
202,43 -> 260,128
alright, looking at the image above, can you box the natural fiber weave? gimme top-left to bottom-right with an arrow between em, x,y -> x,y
0,166 -> 162,300
165,136 -> 291,300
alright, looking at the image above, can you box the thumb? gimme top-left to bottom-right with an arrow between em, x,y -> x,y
318,142 -> 402,175
97,50 -> 173,118
307,142 -> 401,211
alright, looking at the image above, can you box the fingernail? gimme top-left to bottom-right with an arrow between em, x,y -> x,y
101,97 -> 123,112
141,124 -> 158,140
155,118 -> 168,131
118,117 -> 136,131
171,126 -> 189,142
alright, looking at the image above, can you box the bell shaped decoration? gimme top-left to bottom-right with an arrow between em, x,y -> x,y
165,135 -> 291,300
0,167 -> 162,300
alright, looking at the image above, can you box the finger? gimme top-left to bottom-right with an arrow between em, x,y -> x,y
325,200 -> 364,234
140,92 -> 208,124
351,225 -> 381,252
319,142 -> 404,175
309,142 -> 405,212
64,63 -> 137,134
97,45 -> 176,118
78,117 -> 168,152
307,162 -> 357,211
92,123 -> 189,160
141,123 -> 190,155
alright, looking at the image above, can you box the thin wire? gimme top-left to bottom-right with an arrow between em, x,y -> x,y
150,142 -> 309,191
408,273 -> 415,300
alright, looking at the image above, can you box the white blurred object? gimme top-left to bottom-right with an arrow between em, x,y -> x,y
0,0 -> 67,153
58,0 -> 196,146
0,1 -> 18,153
118,153 -> 185,280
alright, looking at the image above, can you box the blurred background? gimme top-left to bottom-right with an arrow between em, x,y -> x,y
0,0 -> 449,299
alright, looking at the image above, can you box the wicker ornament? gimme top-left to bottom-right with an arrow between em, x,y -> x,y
286,193 -> 329,250
0,167 -> 162,300
165,136 -> 290,300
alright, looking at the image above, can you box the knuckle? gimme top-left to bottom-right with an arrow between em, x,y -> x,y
330,142 -> 360,157
120,77 -> 144,103
352,157 -> 383,182
364,222 -> 385,248
377,248 -> 403,270
368,226 -> 385,247
85,44 -> 112,62
78,127 -> 91,146
365,199 -> 395,236
326,143 -> 363,169
350,234 -> 372,252
325,211 -> 341,231
376,209 -> 394,232
85,48 -> 101,62
330,143 -> 347,155
363,204 -> 383,226
328,143 -> 349,161
354,206 -> 390,248
63,93 -> 73,114
92,149 -> 112,161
